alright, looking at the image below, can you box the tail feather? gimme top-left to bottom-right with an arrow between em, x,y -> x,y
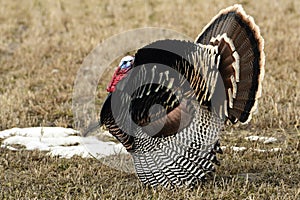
196,4 -> 265,123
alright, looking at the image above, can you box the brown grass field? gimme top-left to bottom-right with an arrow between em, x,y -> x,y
0,0 -> 299,199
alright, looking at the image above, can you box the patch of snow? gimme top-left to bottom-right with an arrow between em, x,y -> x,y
270,147 -> 281,152
245,135 -> 277,144
48,145 -> 91,159
263,137 -> 278,144
252,148 -> 282,153
220,146 -> 247,152
231,146 -> 247,152
0,144 -> 18,151
0,127 -> 79,139
0,127 -> 127,159
2,136 -> 50,151
221,145 -> 282,153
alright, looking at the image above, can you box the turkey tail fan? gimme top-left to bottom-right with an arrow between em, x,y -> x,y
195,4 -> 265,123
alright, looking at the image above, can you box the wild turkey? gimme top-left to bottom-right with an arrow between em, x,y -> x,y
99,4 -> 265,188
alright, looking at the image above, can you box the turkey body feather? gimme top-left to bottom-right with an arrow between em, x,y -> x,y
99,4 -> 264,188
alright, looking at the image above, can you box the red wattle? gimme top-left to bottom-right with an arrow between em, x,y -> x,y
107,68 -> 130,92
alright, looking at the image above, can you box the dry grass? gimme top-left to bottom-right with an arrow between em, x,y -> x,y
0,0 -> 299,199
1,131 -> 299,199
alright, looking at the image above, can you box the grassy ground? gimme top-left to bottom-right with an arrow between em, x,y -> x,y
0,0 -> 299,199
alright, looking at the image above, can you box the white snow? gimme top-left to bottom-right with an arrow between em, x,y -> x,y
231,146 -> 247,152
0,127 -> 127,159
245,135 -> 277,144
252,148 -> 282,153
221,146 -> 281,153
219,135 -> 279,153
0,127 -> 282,159
0,127 -> 78,139
221,146 -> 247,152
